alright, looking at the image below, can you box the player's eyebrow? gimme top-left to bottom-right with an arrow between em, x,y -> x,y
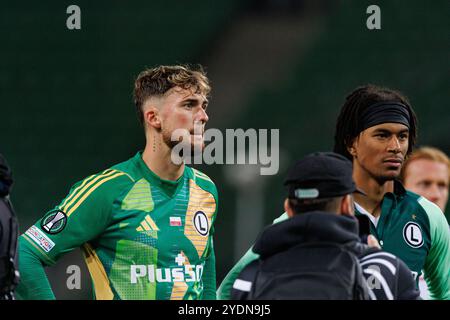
182,98 -> 209,108
373,128 -> 409,134
373,129 -> 392,134
181,98 -> 201,104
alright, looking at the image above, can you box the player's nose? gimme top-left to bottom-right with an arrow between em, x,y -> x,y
196,107 -> 209,123
387,136 -> 401,153
426,185 -> 441,204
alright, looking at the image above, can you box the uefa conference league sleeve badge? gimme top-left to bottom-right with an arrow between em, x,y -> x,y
41,209 -> 68,234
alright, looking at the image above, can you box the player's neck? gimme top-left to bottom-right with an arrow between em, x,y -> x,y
353,165 -> 394,218
142,135 -> 184,181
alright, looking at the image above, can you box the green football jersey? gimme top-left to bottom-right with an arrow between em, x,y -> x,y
218,182 -> 450,300
355,181 -> 450,300
20,152 -> 218,300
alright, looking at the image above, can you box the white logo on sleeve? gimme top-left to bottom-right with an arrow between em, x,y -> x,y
403,222 -> 423,248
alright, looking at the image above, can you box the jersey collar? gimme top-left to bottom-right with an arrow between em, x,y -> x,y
134,151 -> 187,198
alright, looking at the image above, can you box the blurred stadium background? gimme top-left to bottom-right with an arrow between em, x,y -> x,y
1,0 -> 448,299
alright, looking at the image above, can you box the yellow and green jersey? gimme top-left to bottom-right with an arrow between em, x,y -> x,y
17,152 -> 218,300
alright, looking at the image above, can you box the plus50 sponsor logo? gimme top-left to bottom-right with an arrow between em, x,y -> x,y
130,265 -> 204,283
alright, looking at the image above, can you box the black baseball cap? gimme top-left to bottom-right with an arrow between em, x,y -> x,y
284,152 -> 364,199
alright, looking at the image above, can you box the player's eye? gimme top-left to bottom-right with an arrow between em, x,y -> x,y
438,182 -> 448,190
418,181 -> 431,188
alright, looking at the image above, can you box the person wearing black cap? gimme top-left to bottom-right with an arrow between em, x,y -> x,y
0,154 -> 20,300
218,84 -> 449,300
230,152 -> 419,300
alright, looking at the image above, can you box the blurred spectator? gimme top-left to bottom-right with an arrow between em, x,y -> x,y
401,146 -> 449,212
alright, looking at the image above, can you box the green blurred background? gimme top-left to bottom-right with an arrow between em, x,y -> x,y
1,0 -> 448,299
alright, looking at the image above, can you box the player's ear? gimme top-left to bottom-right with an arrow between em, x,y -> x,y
284,198 -> 295,218
347,138 -> 358,158
144,105 -> 161,130
341,194 -> 354,216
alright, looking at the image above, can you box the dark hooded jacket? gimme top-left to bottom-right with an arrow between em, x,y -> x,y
232,211 -> 420,300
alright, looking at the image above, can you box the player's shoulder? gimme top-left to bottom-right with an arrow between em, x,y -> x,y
55,167 -> 134,216
64,162 -> 136,202
403,190 -> 441,215
109,153 -> 143,182
189,166 -> 215,184
402,189 -> 425,211
187,166 -> 217,194
405,190 -> 446,229
402,190 -> 440,222
415,194 -> 445,221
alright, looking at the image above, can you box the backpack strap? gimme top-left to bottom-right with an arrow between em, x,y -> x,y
351,249 -> 371,300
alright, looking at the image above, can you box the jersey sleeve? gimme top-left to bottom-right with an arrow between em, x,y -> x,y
217,212 -> 289,300
419,197 -> 450,300
21,169 -> 132,265
217,246 -> 260,300
15,237 -> 55,300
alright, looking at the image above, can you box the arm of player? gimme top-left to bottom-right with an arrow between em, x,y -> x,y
216,246 -> 259,300
216,212 -> 288,300
420,199 -> 450,300
15,237 -> 55,300
16,170 -> 131,299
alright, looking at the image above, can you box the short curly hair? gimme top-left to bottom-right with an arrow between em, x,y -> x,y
133,64 -> 211,126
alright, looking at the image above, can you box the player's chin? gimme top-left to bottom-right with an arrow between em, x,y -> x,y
380,168 -> 401,180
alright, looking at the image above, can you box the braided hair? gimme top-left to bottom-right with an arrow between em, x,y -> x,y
333,84 -> 418,161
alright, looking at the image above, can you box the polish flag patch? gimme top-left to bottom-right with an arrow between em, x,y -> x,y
170,217 -> 182,226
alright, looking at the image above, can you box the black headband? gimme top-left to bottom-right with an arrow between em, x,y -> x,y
359,101 -> 410,133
